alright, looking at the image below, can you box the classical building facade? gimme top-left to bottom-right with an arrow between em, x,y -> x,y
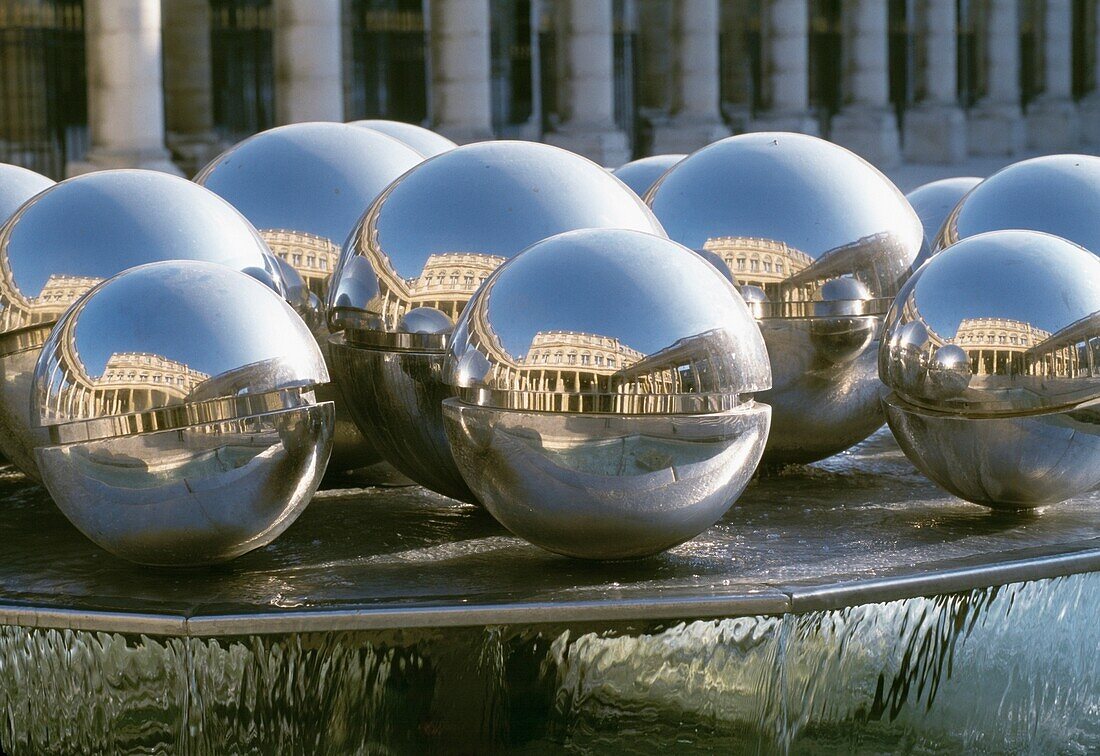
1,0 -> 1099,179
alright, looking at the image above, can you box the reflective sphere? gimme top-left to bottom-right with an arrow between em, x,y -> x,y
196,121 -> 423,477
611,154 -> 685,197
0,163 -> 52,225
195,122 -> 423,292
443,229 -> 771,559
328,141 -> 667,502
905,176 -> 981,264
349,119 -> 457,158
32,261 -> 333,565
880,230 -> 1100,508
934,155 -> 1100,254
0,169 -> 284,480
647,132 -> 924,463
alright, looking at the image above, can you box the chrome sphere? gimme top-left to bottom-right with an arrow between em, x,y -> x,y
0,163 -> 52,225
0,169 -> 284,481
905,176 -> 981,267
934,155 -> 1100,254
611,154 -> 685,197
647,132 -> 924,463
195,121 -> 423,292
880,230 -> 1100,508
327,141 -> 666,502
349,119 -> 457,158
196,121 -> 423,477
32,261 -> 333,565
443,229 -> 771,559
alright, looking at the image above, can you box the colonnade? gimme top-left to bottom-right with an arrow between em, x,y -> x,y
67,0 -> 1100,175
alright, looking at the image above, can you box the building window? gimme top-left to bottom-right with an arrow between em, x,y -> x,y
595,355 -> 604,366
568,353 -> 577,365
608,358 -> 616,368
581,354 -> 590,365
737,258 -> 746,270
464,275 -> 474,286
776,263 -> 784,275
555,352 -> 563,364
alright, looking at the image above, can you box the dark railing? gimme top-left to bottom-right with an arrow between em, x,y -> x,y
0,0 -> 86,179
345,0 -> 428,123
210,0 -> 273,144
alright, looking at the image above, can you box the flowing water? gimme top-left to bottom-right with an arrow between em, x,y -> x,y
0,572 -> 1096,753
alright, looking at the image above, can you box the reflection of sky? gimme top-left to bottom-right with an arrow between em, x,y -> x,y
484,231 -> 738,359
69,264 -> 307,380
7,172 -> 271,297
374,143 -> 658,280
650,133 -> 917,257
200,124 -> 421,246
914,232 -> 1100,338
0,165 -> 51,226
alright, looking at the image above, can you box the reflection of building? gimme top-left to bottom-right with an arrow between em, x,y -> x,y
262,229 -> 340,294
43,345 -> 209,421
703,237 -> 813,300
0,273 -> 101,349
951,317 -> 1050,376
371,244 -> 505,327
1025,313 -> 1100,379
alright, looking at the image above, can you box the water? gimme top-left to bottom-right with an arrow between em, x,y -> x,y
0,573 -> 1096,753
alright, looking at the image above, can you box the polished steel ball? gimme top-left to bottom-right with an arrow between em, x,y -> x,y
349,119 -> 457,158
195,122 -> 424,477
195,122 -> 423,292
327,140 -> 666,502
647,132 -> 924,463
934,155 -> 1100,254
880,230 -> 1100,508
905,176 -> 981,268
611,154 -> 685,197
0,169 -> 284,481
32,261 -> 333,565
443,228 -> 771,559
0,163 -> 52,225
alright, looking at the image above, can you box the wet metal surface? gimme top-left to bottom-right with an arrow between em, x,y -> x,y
0,428 -> 1096,635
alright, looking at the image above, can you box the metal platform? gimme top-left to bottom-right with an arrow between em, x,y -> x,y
0,429 -> 1097,637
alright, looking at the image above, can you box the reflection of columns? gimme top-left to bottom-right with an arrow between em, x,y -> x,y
162,0 -> 222,174
903,0 -> 966,163
1027,0 -> 1080,151
829,0 -> 900,168
68,0 -> 182,176
544,0 -> 631,166
751,0 -> 817,135
649,0 -> 730,154
273,0 -> 344,124
1081,6 -> 1100,146
429,0 -> 494,143
969,0 -> 1025,156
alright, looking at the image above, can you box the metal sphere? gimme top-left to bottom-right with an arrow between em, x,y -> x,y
0,169 -> 284,481
32,261 -> 333,565
611,154 -> 685,197
443,229 -> 771,559
195,122 -> 424,477
195,122 -> 423,292
905,177 -> 981,267
327,141 -> 666,502
349,120 -> 457,158
0,163 -> 52,225
880,230 -> 1100,508
934,155 -> 1100,254
647,132 -> 925,463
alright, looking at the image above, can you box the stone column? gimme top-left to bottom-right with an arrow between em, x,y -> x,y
829,0 -> 900,168
544,0 -> 631,166
751,0 -> 817,135
649,0 -> 730,154
162,0 -> 222,175
429,0 -> 495,142
968,0 -> 1025,156
1026,0 -> 1080,151
1080,3 -> 1100,146
68,0 -> 181,175
273,0 -> 343,124
903,0 -> 966,163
